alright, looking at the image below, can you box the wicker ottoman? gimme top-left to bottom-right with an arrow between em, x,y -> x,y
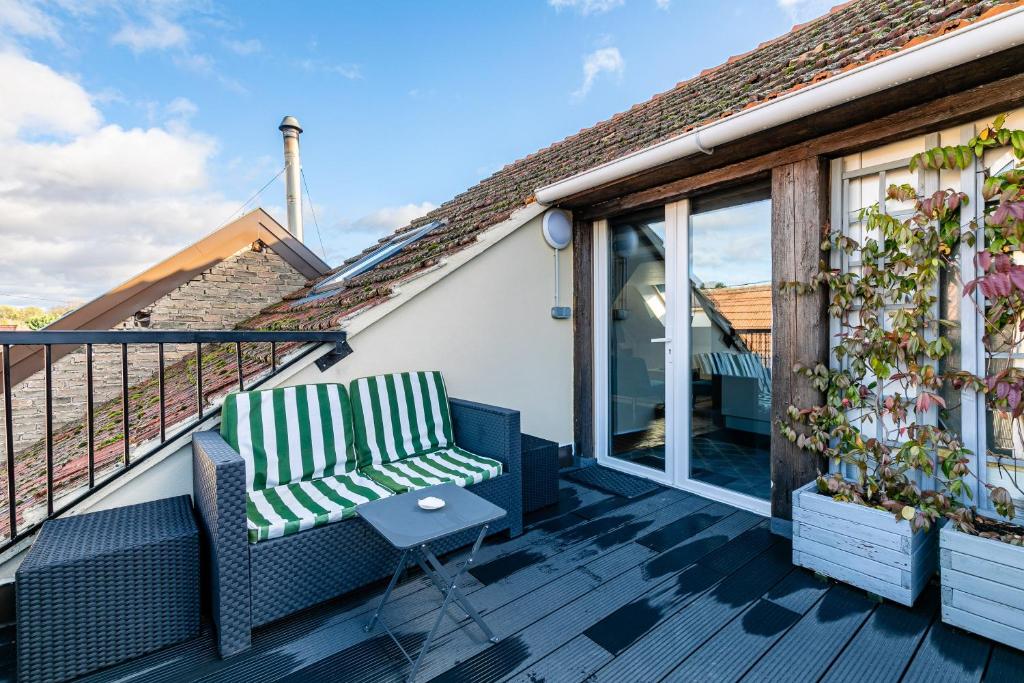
521,433 -> 559,513
16,496 -> 199,683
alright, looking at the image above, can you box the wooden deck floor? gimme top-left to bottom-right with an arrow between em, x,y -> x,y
6,477 -> 1024,682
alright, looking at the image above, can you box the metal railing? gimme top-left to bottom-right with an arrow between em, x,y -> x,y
0,329 -> 351,551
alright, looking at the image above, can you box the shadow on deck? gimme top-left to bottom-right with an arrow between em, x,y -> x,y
4,476 -> 1023,682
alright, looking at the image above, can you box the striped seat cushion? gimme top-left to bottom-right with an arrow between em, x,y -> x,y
360,448 -> 503,494
349,371 -> 454,468
245,471 -> 393,543
220,383 -> 357,492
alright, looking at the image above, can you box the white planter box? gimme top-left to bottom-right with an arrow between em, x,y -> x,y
792,480 -> 937,606
940,524 -> 1024,650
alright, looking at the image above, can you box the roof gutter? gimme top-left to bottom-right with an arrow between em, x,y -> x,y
534,6 -> 1024,205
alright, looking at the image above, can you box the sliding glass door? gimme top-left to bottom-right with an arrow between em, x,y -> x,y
595,186 -> 773,513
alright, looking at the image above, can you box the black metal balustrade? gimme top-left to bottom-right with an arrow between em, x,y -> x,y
0,330 -> 352,551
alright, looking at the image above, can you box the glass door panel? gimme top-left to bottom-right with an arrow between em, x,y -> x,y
688,190 -> 772,499
608,209 -> 667,472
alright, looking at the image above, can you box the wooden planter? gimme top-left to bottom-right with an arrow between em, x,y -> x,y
792,481 -> 937,606
940,524 -> 1024,650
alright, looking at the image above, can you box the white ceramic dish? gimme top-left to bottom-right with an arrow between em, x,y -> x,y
418,496 -> 445,511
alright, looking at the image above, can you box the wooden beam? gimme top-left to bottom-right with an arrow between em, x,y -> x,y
572,217 -> 595,461
770,157 -> 829,524
579,69 -> 1024,220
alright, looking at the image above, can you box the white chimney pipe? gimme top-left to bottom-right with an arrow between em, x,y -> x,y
279,115 -> 303,241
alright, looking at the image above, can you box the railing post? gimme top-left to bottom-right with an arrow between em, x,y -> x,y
122,343 -> 129,467
3,345 -> 15,539
196,343 -> 204,420
44,345 -> 53,516
236,342 -> 244,391
158,343 -> 166,443
86,343 -> 95,488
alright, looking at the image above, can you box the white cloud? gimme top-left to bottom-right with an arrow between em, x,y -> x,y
0,52 -> 99,138
326,202 -> 437,263
172,51 -> 248,94
356,203 -> 437,233
296,58 -> 363,80
573,46 -> 624,99
549,0 -> 625,15
0,0 -> 60,44
165,96 -> 198,120
776,0 -> 834,22
0,51 -> 238,306
112,14 -> 188,52
224,37 -> 261,55
655,0 -> 671,8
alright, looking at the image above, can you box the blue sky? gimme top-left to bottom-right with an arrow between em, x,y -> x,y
0,0 -> 831,306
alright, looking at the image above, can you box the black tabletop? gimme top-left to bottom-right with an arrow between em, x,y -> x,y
357,482 -> 506,550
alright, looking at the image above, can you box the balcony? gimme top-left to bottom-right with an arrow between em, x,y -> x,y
1,475 -> 1018,682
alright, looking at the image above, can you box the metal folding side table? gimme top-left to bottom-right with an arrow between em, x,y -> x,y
359,482 -> 506,682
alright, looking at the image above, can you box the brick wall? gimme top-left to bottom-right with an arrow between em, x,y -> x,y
2,244 -> 309,453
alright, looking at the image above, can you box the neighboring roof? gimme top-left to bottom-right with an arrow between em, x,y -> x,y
703,284 -> 773,330
240,0 -> 1013,333
2,209 -> 330,388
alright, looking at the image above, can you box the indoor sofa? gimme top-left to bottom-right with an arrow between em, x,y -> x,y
192,370 -> 523,657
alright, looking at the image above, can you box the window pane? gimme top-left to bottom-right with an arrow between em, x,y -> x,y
986,356 -> 1024,510
689,196 -> 772,499
608,210 -> 667,471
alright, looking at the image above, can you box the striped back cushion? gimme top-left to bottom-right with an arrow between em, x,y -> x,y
220,384 -> 357,492
349,371 -> 454,468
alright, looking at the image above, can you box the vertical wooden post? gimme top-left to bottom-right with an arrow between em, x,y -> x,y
573,217 -> 595,462
770,157 -> 829,531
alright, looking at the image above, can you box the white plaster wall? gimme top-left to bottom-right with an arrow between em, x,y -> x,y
287,213 -> 575,445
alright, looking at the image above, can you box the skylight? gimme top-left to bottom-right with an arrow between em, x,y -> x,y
313,219 -> 445,293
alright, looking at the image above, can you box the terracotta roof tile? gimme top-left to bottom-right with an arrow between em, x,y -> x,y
703,284 -> 773,330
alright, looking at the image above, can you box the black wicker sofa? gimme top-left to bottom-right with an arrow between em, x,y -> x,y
192,371 -> 522,657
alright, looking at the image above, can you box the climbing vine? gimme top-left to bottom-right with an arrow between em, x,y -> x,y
780,115 -> 1024,544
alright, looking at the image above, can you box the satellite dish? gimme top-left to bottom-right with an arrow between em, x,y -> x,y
542,209 -> 572,250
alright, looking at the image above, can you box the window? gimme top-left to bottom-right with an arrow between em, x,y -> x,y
313,219 -> 445,293
832,109 -> 1024,515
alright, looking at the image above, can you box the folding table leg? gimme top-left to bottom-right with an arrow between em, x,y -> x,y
415,554 -> 468,622
365,548 -> 410,633
422,545 -> 495,641
407,524 -> 491,682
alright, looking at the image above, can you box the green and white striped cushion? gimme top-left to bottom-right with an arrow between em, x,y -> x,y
220,383 -> 357,492
349,371 -> 454,468
245,471 -> 393,543
360,447 -> 503,494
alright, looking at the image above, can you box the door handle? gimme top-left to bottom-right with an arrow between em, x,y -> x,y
651,338 -> 671,343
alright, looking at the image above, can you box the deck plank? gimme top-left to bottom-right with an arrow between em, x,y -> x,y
522,481 -> 612,527
738,584 -> 876,682
589,536 -> 792,683
661,598 -> 802,683
900,619 -> 992,683
984,644 -> 1024,682
819,588 -> 938,683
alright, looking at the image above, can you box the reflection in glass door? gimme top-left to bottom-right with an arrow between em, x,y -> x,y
688,188 -> 772,500
607,209 -> 667,472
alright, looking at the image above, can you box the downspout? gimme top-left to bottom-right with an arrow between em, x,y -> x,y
534,6 -> 1024,205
